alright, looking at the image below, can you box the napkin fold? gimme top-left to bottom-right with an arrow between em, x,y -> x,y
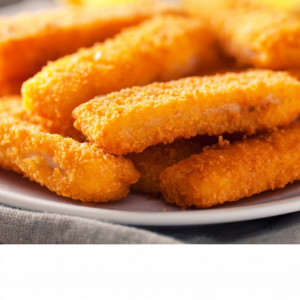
2,204 -> 300,244
0,205 -> 179,244
0,0 -> 56,15
147,212 -> 300,244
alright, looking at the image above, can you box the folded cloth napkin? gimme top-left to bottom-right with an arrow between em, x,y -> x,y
0,0 -> 22,7
2,203 -> 300,244
0,204 -> 179,244
148,212 -> 300,244
0,0 -> 56,15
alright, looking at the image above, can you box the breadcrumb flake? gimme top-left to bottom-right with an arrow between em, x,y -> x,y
73,70 -> 300,155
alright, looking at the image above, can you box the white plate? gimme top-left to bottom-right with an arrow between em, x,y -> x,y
2,3 -> 300,227
1,169 -> 300,226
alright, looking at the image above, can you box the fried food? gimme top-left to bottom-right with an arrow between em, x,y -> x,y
160,120 -> 300,209
252,0 -> 300,12
22,15 -> 218,128
0,2 -> 180,84
73,70 -> 300,155
127,137 -> 208,194
184,0 -> 300,69
287,69 -> 300,81
0,96 -> 85,141
0,79 -> 22,97
0,119 -> 43,174
0,95 -> 41,121
0,118 -> 140,202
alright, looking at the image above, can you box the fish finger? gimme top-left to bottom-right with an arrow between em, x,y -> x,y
0,96 -> 85,141
0,2 -> 179,84
127,137 -> 210,194
0,79 -> 22,97
159,119 -> 300,209
0,118 -> 140,202
250,0 -> 300,12
184,0 -> 300,69
22,15 -> 218,128
73,70 -> 300,155
0,118 -> 44,174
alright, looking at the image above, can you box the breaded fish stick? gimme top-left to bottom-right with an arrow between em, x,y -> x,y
184,0 -> 300,69
22,15 -> 218,127
288,69 -> 300,81
0,96 -> 84,141
0,118 -> 140,202
0,2 -> 179,84
127,137 -> 207,194
251,0 -> 300,12
0,96 -> 47,131
160,120 -> 300,209
0,79 -> 22,97
0,119 -> 43,174
73,70 -> 300,155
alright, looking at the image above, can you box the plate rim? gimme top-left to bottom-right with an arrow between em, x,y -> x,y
1,187 -> 300,226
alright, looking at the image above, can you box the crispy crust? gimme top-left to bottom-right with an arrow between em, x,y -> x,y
159,120 -> 300,208
0,79 -> 22,97
184,0 -> 300,69
0,118 -> 140,202
127,137 -> 206,194
0,2 -> 180,83
0,118 -> 42,174
73,70 -> 300,155
0,96 -> 85,141
22,15 -> 218,127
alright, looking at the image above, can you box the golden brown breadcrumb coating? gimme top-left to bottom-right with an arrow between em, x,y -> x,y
0,118 -> 140,202
0,96 -> 84,141
127,137 -> 207,194
73,70 -> 300,155
159,120 -> 300,209
0,79 -> 23,97
22,15 -> 218,128
288,69 -> 300,81
0,2 -> 180,84
0,96 -> 48,123
184,0 -> 300,69
0,118 -> 44,174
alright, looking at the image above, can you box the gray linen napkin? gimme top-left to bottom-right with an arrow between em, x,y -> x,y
147,212 -> 300,244
0,0 -> 56,15
0,205 -> 179,244
2,203 -> 300,244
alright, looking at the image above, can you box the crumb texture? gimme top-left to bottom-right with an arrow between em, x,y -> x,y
160,120 -> 300,208
0,2 -> 180,83
22,15 -> 217,128
127,137 -> 204,194
0,118 -> 140,202
74,70 -> 300,155
185,0 -> 300,69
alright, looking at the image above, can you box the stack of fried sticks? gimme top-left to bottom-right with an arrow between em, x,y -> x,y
1,0 -> 300,209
